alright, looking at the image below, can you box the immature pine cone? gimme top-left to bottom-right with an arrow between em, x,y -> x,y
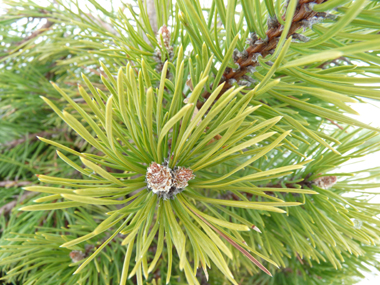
146,162 -> 173,194
146,162 -> 195,199
173,167 -> 195,189
313,176 -> 337,189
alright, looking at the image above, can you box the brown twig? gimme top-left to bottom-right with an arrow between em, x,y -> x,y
263,180 -> 313,196
296,252 -> 304,264
0,18 -> 54,62
20,20 -> 54,45
82,66 -> 106,77
1,20 -> 54,60
2,128 -> 62,149
317,56 -> 352,69
86,13 -> 118,36
326,118 -> 348,132
0,191 -> 38,216
0,180 -> 32,188
197,0 -> 326,109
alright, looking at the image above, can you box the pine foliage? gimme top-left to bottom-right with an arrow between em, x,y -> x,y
1,0 -> 380,284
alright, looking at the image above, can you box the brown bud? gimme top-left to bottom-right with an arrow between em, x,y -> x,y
173,167 -> 195,189
146,163 -> 195,199
146,162 -> 173,193
157,25 -> 170,47
70,250 -> 85,263
252,224 -> 262,233
313,176 -> 337,189
157,25 -> 173,58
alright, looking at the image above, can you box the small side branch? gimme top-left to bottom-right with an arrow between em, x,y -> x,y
2,128 -> 62,149
0,181 -> 32,188
19,20 -> 54,45
197,0 -> 326,109
0,190 -> 37,216
326,118 -> 347,131
1,19 -> 54,61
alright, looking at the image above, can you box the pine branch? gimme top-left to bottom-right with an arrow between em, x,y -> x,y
2,1 -> 380,284
197,0 -> 326,109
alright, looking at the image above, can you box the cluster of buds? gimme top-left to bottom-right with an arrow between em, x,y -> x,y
313,176 -> 337,189
153,25 -> 174,72
146,162 -> 195,199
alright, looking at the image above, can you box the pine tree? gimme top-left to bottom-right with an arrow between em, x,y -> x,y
1,0 -> 380,284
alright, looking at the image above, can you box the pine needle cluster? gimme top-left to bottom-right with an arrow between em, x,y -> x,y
1,0 -> 380,284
